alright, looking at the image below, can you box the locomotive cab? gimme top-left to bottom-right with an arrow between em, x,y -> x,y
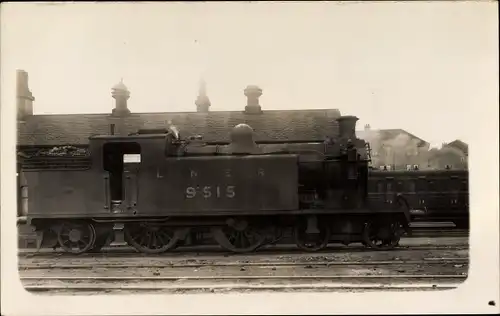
88,133 -> 167,214
102,141 -> 141,209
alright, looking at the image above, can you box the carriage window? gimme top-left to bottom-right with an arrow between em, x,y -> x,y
407,180 -> 416,192
446,177 -> 461,192
377,182 -> 384,192
460,180 -> 468,191
427,180 -> 436,192
434,178 -> 445,192
393,181 -> 404,192
386,182 -> 393,192
416,178 -> 427,192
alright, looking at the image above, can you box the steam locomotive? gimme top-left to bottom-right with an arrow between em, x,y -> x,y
18,115 -> 416,254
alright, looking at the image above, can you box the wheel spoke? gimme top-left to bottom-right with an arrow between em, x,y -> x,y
139,234 -> 147,245
147,232 -> 153,248
157,233 -> 167,247
56,222 -> 95,254
124,223 -> 179,254
212,223 -> 265,253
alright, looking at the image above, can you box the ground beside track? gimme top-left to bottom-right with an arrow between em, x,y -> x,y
18,236 -> 469,295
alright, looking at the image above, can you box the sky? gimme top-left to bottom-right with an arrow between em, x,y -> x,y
1,1 -> 498,147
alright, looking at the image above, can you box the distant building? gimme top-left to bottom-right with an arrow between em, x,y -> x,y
357,124 -> 430,170
445,139 -> 468,156
427,140 -> 468,170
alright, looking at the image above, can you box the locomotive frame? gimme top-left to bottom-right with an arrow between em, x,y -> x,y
19,115 -> 416,254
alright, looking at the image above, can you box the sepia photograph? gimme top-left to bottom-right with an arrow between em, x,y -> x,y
1,1 -> 499,315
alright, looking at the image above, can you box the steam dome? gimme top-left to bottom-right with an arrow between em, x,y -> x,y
228,123 -> 260,154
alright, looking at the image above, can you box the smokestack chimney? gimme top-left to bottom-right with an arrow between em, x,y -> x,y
244,85 -> 263,114
195,78 -> 211,112
111,79 -> 131,116
336,115 -> 359,140
16,70 -> 35,121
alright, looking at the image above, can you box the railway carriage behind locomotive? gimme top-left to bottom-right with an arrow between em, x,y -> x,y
367,168 -> 469,228
20,115 -> 414,254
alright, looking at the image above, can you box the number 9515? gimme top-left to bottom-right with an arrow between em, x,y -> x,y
185,186 -> 235,199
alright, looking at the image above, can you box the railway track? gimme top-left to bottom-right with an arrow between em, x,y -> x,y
21,275 -> 467,293
18,234 -> 468,295
18,258 -> 469,270
17,244 -> 469,259
19,248 -> 469,294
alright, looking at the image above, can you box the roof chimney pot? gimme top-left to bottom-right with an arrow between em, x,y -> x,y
111,79 -> 131,116
16,69 -> 35,121
244,85 -> 262,114
195,78 -> 211,112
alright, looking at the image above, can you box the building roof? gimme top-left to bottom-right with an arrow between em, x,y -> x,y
356,128 -> 429,148
445,139 -> 468,155
17,109 -> 342,146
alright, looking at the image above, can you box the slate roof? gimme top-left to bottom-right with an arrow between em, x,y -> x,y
356,128 -> 429,148
17,109 -> 342,146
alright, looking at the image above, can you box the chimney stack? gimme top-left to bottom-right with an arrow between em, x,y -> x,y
16,70 -> 35,121
195,78 -> 211,112
336,115 -> 359,140
111,79 -> 131,116
244,85 -> 263,114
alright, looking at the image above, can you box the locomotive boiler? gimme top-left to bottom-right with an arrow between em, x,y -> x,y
20,115 -> 414,254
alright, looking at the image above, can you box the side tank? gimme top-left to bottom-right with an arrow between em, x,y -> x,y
161,116 -> 370,211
